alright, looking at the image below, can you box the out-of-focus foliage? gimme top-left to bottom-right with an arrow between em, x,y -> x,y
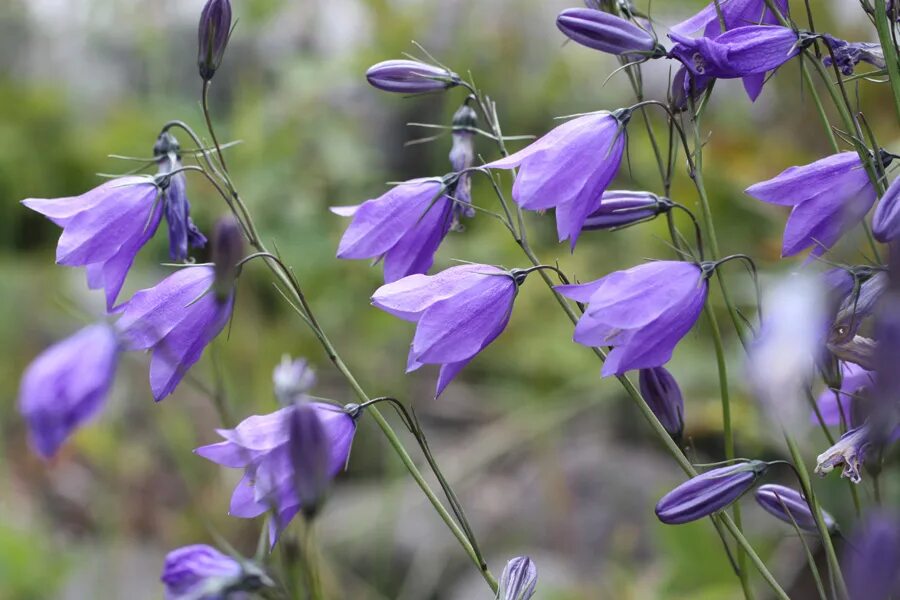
2,1 -> 897,598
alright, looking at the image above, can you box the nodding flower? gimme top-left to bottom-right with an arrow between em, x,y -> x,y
754,484 -> 837,533
497,556 -> 538,600
656,461 -> 769,524
556,8 -> 664,60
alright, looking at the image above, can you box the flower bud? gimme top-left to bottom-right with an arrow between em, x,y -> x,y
289,403 -> 333,520
161,544 -> 271,600
498,556 -> 538,600
212,215 -> 244,301
874,175 -> 900,242
448,102 -> 477,222
638,366 -> 685,440
655,461 -> 768,524
556,9 -> 662,59
583,190 -> 671,231
198,0 -> 232,82
273,355 -> 316,405
827,335 -> 877,371
754,484 -> 837,533
365,59 -> 460,94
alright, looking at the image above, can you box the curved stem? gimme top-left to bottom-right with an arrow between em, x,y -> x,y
874,0 -> 900,123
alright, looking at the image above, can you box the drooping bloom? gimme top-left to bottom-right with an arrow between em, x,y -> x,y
116,266 -> 233,401
754,484 -> 836,533
745,152 -> 879,258
582,190 -> 672,231
18,323 -> 119,458
333,178 -> 454,283
655,461 -> 768,525
556,8 -> 663,59
273,355 -> 316,405
669,0 -> 790,101
844,512 -> 900,600
498,556 -> 538,600
485,111 -> 629,248
873,174 -> 900,242
822,35 -> 886,76
365,59 -> 460,94
670,65 -> 714,112
161,544 -> 270,600
555,261 -> 708,376
195,402 -> 357,545
638,366 -> 685,440
814,362 -> 873,427
154,131 -> 207,261
828,335 -> 877,372
448,102 -> 477,222
22,177 -> 163,310
198,0 -> 232,81
372,264 -> 519,397
815,424 -> 872,483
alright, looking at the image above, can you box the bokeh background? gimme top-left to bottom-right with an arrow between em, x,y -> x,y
2,1 -> 897,598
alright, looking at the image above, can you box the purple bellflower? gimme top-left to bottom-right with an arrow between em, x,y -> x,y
195,402 -> 357,545
485,110 -> 629,248
823,35 -> 886,76
873,173 -> 900,242
333,178 -> 454,283
655,460 -> 768,524
745,151 -> 881,258
582,190 -> 673,231
154,131 -> 207,262
639,366 -> 685,440
18,323 -> 119,458
754,484 -> 837,533
273,355 -> 316,405
815,424 -> 873,483
23,177 -> 163,310
371,264 -> 520,397
498,556 -> 538,600
670,0 -> 789,101
555,261 -> 708,376
161,544 -> 271,600
814,362 -> 873,427
556,9 -> 665,59
198,0 -> 232,82
844,512 -> 900,600
365,59 -> 460,94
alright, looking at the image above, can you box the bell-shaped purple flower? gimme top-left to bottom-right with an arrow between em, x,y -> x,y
814,362 -> 873,427
195,402 -> 357,545
754,484 -> 837,533
18,323 -> 119,458
655,460 -> 768,524
639,366 -> 685,440
556,9 -> 663,59
670,0 -> 789,101
844,512 -> 900,600
582,190 -> 672,231
155,132 -> 207,262
161,544 -> 245,600
198,0 -> 232,81
485,111 -> 628,248
823,35 -> 886,76
372,264 -> 519,397
333,178 -> 454,283
745,152 -> 878,258
498,556 -> 538,600
873,173 -> 900,242
555,261 -> 708,376
365,59 -> 460,94
23,177 -> 163,310
116,266 -> 233,401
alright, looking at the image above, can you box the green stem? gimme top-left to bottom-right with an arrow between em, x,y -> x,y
874,0 -> 900,123
304,524 -> 324,600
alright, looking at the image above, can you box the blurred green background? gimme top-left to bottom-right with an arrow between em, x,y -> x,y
1,1 -> 897,598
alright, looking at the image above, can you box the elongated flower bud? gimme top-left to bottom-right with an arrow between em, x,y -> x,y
638,366 -> 685,440
583,191 -> 671,231
365,59 -> 460,94
212,215 -> 244,301
874,175 -> 900,242
755,484 -> 837,533
498,556 -> 537,600
557,9 -> 663,58
655,461 -> 768,524
289,403 -> 333,520
198,0 -> 232,82
448,102 -> 477,223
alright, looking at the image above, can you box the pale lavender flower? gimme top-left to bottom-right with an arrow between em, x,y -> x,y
556,8 -> 663,59
754,484 -> 836,533
273,356 -> 316,405
22,177 -> 163,310
844,512 -> 900,600
198,0 -> 232,81
814,362 -> 873,427
638,366 -> 685,439
195,403 -> 357,545
656,461 -> 769,524
18,323 -> 119,458
823,35 -> 886,76
745,152 -> 878,258
555,261 -> 707,376
498,556 -> 537,600
333,178 -> 453,283
372,264 -> 519,397
815,424 -> 872,483
365,59 -> 460,94
485,111 -> 629,248
154,131 -> 207,262
161,545 -> 243,600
